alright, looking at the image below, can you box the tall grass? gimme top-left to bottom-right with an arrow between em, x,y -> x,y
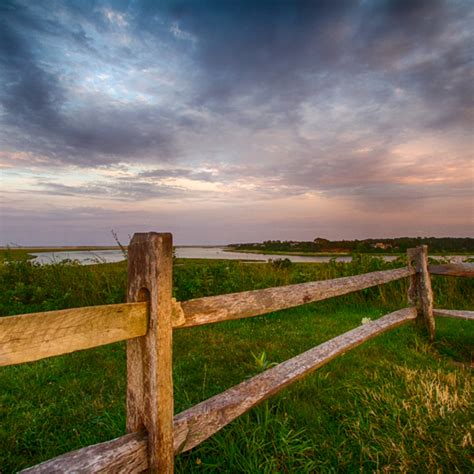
1,255 -> 471,316
0,256 -> 472,472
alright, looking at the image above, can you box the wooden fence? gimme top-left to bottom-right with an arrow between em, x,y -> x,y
1,233 -> 473,473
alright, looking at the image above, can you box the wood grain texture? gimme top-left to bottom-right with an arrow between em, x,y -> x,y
21,432 -> 148,473
0,302 -> 147,367
434,309 -> 474,321
428,263 -> 474,277
408,246 -> 435,342
21,307 -> 417,473
173,307 -> 417,453
175,267 -> 415,328
126,232 -> 174,473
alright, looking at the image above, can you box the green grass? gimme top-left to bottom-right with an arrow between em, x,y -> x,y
0,248 -> 40,262
0,257 -> 472,472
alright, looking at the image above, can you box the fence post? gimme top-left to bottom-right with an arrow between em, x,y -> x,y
127,232 -> 174,473
407,245 -> 435,342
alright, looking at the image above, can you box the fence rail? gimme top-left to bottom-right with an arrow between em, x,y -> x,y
428,263 -> 474,277
433,308 -> 474,320
176,267 -> 414,327
22,307 -> 418,473
1,267 -> 415,366
0,233 -> 471,473
0,302 -> 147,366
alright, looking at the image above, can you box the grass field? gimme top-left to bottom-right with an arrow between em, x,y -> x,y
0,256 -> 472,472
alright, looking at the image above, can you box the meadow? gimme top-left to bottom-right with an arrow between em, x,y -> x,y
0,254 -> 472,472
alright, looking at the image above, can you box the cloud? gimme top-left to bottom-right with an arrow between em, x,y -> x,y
1,0 -> 473,243
34,178 -> 190,201
139,168 -> 217,182
2,0 -> 472,169
0,1 -> 184,167
0,21 -> 63,130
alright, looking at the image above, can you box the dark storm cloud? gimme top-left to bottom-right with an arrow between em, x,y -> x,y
0,18 -> 63,130
140,0 -> 358,124
0,1 -> 180,166
0,0 -> 472,206
134,0 -> 472,131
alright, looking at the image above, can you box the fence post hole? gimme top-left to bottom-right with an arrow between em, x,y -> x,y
127,232 -> 174,473
407,245 -> 435,342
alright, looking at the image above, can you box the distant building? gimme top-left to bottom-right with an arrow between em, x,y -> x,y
373,242 -> 392,250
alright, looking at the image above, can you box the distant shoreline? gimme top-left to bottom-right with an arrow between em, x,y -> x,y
224,248 -> 474,257
224,248 -> 351,257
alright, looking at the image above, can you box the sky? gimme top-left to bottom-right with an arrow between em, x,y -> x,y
0,0 -> 473,246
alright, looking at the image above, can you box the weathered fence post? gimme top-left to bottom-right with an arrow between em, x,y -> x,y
407,245 -> 435,342
127,233 -> 174,473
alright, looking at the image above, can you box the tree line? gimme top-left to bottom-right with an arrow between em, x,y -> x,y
230,237 -> 474,254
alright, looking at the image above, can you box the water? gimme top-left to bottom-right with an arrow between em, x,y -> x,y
175,247 -> 361,262
30,247 -> 398,265
30,248 -> 471,266
31,249 -> 127,265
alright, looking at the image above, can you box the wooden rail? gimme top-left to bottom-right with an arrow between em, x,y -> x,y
0,303 -> 147,366
172,307 -> 417,453
21,307 -> 417,473
428,263 -> 474,277
176,267 -> 414,328
1,233 -> 471,473
21,432 -> 148,473
433,309 -> 474,321
1,267 -> 413,367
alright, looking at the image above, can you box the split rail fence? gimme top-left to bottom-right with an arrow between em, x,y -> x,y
1,233 -> 473,473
